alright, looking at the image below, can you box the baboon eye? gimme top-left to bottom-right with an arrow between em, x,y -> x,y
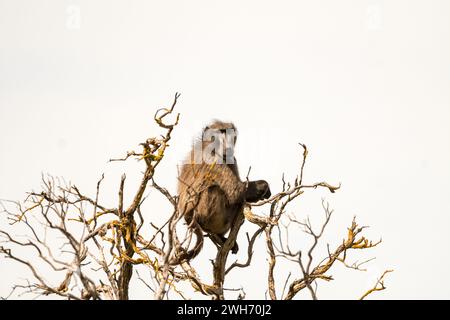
219,129 -> 226,134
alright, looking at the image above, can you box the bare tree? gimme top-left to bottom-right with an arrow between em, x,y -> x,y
0,94 -> 391,300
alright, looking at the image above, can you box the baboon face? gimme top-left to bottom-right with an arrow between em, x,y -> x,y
203,121 -> 237,164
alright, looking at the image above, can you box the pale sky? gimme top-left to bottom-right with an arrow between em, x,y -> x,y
1,0 -> 450,299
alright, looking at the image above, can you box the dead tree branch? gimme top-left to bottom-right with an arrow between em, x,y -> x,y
0,95 -> 390,300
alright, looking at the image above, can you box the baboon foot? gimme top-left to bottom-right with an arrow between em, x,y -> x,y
231,242 -> 239,254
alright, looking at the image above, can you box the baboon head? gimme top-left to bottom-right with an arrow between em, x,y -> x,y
202,120 -> 237,164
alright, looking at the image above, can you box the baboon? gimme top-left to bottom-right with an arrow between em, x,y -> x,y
172,120 -> 271,264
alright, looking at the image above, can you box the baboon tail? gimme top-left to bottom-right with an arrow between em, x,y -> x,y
169,224 -> 204,265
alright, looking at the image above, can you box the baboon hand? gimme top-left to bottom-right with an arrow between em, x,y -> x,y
245,180 -> 271,203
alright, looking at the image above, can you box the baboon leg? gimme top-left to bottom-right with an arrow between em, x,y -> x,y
209,233 -> 224,248
209,233 -> 239,254
198,185 -> 231,234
